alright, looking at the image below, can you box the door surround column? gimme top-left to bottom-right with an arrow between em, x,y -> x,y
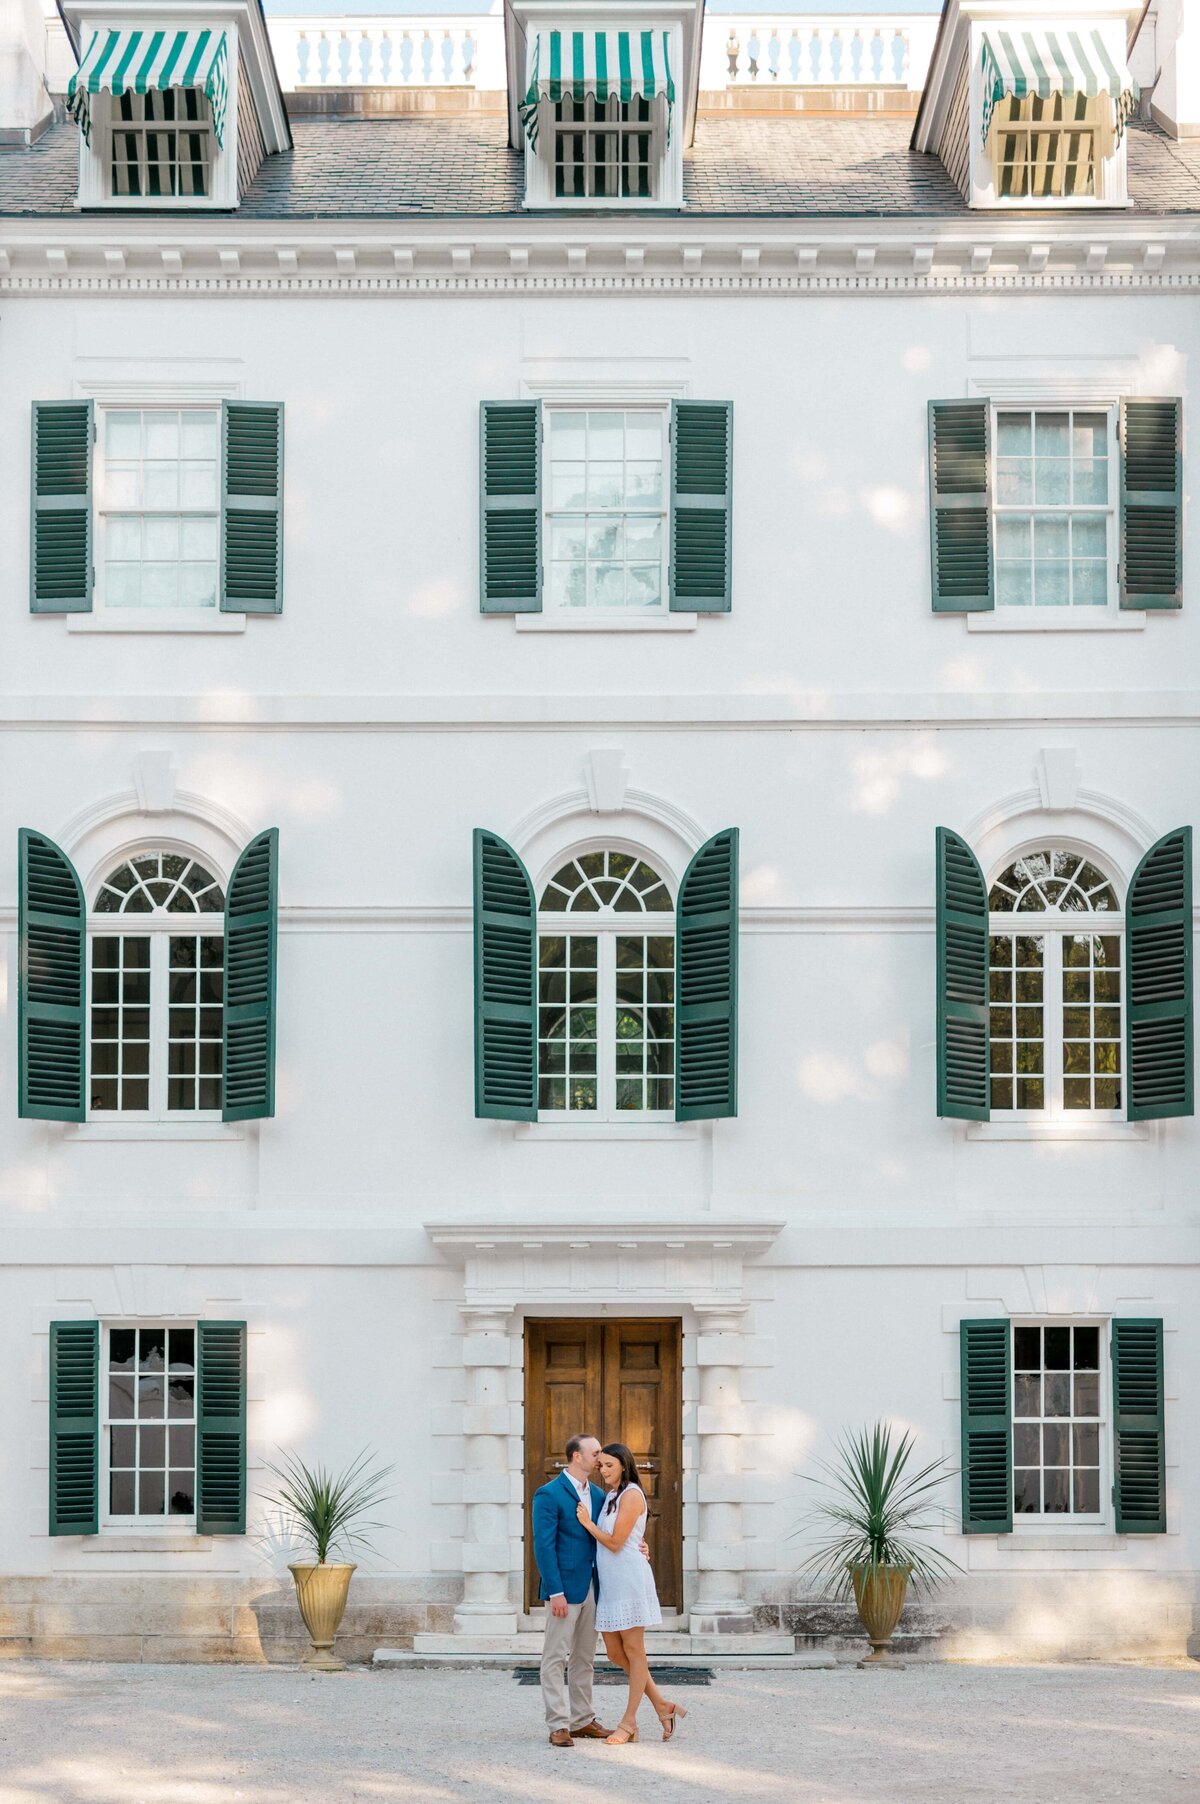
452,1303 -> 519,1636
690,1303 -> 754,1635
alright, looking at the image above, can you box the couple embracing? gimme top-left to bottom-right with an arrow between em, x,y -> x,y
532,1433 -> 688,1748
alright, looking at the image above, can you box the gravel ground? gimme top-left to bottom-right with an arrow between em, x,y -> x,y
0,1660 -> 1197,1804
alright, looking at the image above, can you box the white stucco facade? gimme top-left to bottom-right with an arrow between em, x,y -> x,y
0,0 -> 1197,1663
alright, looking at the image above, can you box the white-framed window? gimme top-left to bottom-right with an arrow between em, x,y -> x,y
97,406 -> 221,614
552,92 -> 658,199
1013,1322 -> 1105,1520
969,28 -> 1130,210
89,852 -> 225,1119
522,25 -> 683,210
110,88 -> 214,198
989,91 -> 1105,201
104,1323 -> 197,1523
546,406 -> 668,614
993,406 -> 1116,612
537,848 -> 675,1119
987,846 -> 1122,1118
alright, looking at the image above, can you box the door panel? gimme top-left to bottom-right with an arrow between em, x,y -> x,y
524,1318 -> 682,1612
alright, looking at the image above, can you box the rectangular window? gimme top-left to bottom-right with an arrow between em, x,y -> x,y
1013,1323 -> 1103,1517
90,932 -> 223,1117
111,89 -> 213,199
994,408 -> 1114,610
546,407 -> 667,613
98,408 -> 220,612
554,94 -> 655,199
989,932 -> 1121,1115
990,92 -> 1100,200
105,1324 -> 196,1520
538,930 -> 674,1117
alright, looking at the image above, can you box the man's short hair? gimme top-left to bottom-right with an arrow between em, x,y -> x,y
565,1434 -> 591,1462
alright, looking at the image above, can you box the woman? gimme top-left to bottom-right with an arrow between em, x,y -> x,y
576,1443 -> 688,1745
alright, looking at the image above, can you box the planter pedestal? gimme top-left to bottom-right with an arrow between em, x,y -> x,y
289,1562 -> 356,1671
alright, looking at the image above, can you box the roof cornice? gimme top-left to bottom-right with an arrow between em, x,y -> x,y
0,214 -> 1195,294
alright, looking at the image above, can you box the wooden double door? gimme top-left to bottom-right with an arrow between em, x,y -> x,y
524,1319 -> 682,1614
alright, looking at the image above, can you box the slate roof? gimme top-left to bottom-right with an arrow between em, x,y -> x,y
2,114 -> 1199,220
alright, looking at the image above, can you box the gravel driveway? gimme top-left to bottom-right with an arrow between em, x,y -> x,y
0,1660 -> 1196,1804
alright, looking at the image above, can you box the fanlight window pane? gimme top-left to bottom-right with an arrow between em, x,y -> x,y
988,848 -> 1117,914
95,853 -> 224,915
539,849 -> 671,913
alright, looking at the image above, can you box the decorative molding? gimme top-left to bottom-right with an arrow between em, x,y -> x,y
133,751 -> 178,815
583,749 -> 630,814
56,786 -> 252,864
1036,748 -> 1082,812
962,784 -> 1156,859
508,784 -> 706,862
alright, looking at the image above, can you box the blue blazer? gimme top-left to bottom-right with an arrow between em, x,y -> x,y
531,1471 -> 605,1605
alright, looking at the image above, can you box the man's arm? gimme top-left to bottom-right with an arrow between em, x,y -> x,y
531,1488 -> 566,1609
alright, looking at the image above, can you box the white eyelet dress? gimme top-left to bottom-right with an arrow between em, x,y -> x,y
594,1484 -> 663,1633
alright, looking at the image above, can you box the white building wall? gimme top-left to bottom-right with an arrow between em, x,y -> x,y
0,280 -> 1196,1658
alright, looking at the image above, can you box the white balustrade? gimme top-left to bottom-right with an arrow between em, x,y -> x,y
701,15 -> 939,92
266,15 -> 507,91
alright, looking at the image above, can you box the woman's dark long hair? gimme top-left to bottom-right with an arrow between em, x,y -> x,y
600,1443 -> 641,1515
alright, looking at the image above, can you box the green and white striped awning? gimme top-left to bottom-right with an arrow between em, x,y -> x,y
67,28 -> 229,147
981,28 -> 1136,146
521,29 -> 675,147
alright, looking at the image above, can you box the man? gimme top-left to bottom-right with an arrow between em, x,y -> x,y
531,1433 -> 614,1747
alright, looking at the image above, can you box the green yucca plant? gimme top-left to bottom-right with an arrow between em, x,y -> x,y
794,1421 -> 962,1601
261,1448 -> 395,1565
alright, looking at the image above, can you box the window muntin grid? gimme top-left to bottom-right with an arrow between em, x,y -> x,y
546,409 -> 667,614
991,92 -> 1099,200
89,855 -> 224,1118
110,88 -> 213,199
537,851 -> 674,1119
105,1325 -> 196,1520
553,93 -> 656,199
987,849 -> 1122,1116
98,408 -> 220,612
994,409 -> 1114,610
1013,1324 -> 1103,1517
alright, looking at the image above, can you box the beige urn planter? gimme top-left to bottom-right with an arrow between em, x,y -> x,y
850,1562 -> 912,1668
288,1562 -> 357,1671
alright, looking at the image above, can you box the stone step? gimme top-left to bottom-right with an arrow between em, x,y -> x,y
398,1629 -> 798,1663
377,1646 -> 836,1672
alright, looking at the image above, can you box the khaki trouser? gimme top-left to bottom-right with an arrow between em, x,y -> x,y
540,1592 -> 598,1732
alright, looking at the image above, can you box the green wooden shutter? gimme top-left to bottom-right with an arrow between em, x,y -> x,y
19,829 -> 86,1122
675,828 -> 738,1121
31,400 -> 93,613
196,1320 -> 247,1535
480,401 -> 541,613
960,1319 -> 1012,1534
670,401 -> 733,612
49,1320 -> 99,1536
1112,1319 -> 1165,1533
221,402 -> 284,614
473,828 -> 537,1120
928,400 -> 993,612
936,827 -> 990,1121
1120,398 -> 1181,610
222,829 -> 278,1122
1125,826 -> 1192,1121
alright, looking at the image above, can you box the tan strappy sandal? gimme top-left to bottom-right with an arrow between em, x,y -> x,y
605,1723 -> 639,1745
658,1701 -> 688,1741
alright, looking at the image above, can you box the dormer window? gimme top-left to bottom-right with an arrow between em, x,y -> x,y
111,88 -> 215,199
974,24 -> 1136,207
521,25 -> 681,208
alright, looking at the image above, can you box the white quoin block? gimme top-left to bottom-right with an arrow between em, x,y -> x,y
696,1473 -> 776,1505
460,1540 -> 518,1573
462,1333 -> 512,1367
461,1404 -> 512,1437
461,1471 -> 511,1505
696,1334 -> 746,1367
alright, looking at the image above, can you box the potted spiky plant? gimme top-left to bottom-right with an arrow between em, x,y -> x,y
261,1449 -> 394,1671
795,1422 -> 960,1667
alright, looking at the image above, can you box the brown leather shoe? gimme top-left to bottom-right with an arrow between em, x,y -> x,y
571,1720 -> 614,1739
548,1730 -> 574,1748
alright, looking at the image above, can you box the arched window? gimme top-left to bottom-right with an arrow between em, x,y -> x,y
537,848 -> 674,1118
90,851 -> 225,1117
988,846 -> 1121,1115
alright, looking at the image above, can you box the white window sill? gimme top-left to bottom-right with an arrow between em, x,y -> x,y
514,1120 -> 697,1141
966,1119 -> 1149,1143
998,1532 -> 1119,1552
966,611 -> 1144,633
66,612 -> 246,634
63,1121 -> 244,1142
515,613 -> 698,633
86,1533 -> 208,1552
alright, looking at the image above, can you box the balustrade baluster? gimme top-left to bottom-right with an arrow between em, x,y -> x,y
421,31 -> 433,83
400,31 -> 413,83
297,32 -> 310,85
317,32 -> 330,84
380,32 -> 393,83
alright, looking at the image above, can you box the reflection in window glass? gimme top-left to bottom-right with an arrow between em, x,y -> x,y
1013,1324 -> 1102,1516
547,410 -> 666,612
107,1325 -> 196,1518
100,409 -> 220,610
994,409 -> 1111,609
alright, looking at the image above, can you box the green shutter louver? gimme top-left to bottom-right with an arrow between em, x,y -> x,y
960,1319 -> 1012,1534
936,827 -> 990,1121
928,400 -> 993,612
1112,1319 -> 1165,1533
19,829 -> 86,1122
675,828 -> 738,1121
31,400 -> 93,613
480,401 -> 541,613
196,1320 -> 247,1535
222,829 -> 278,1122
473,829 -> 537,1120
49,1320 -> 99,1536
1120,398 -> 1182,609
671,401 -> 733,612
1125,826 -> 1192,1121
221,402 -> 284,614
